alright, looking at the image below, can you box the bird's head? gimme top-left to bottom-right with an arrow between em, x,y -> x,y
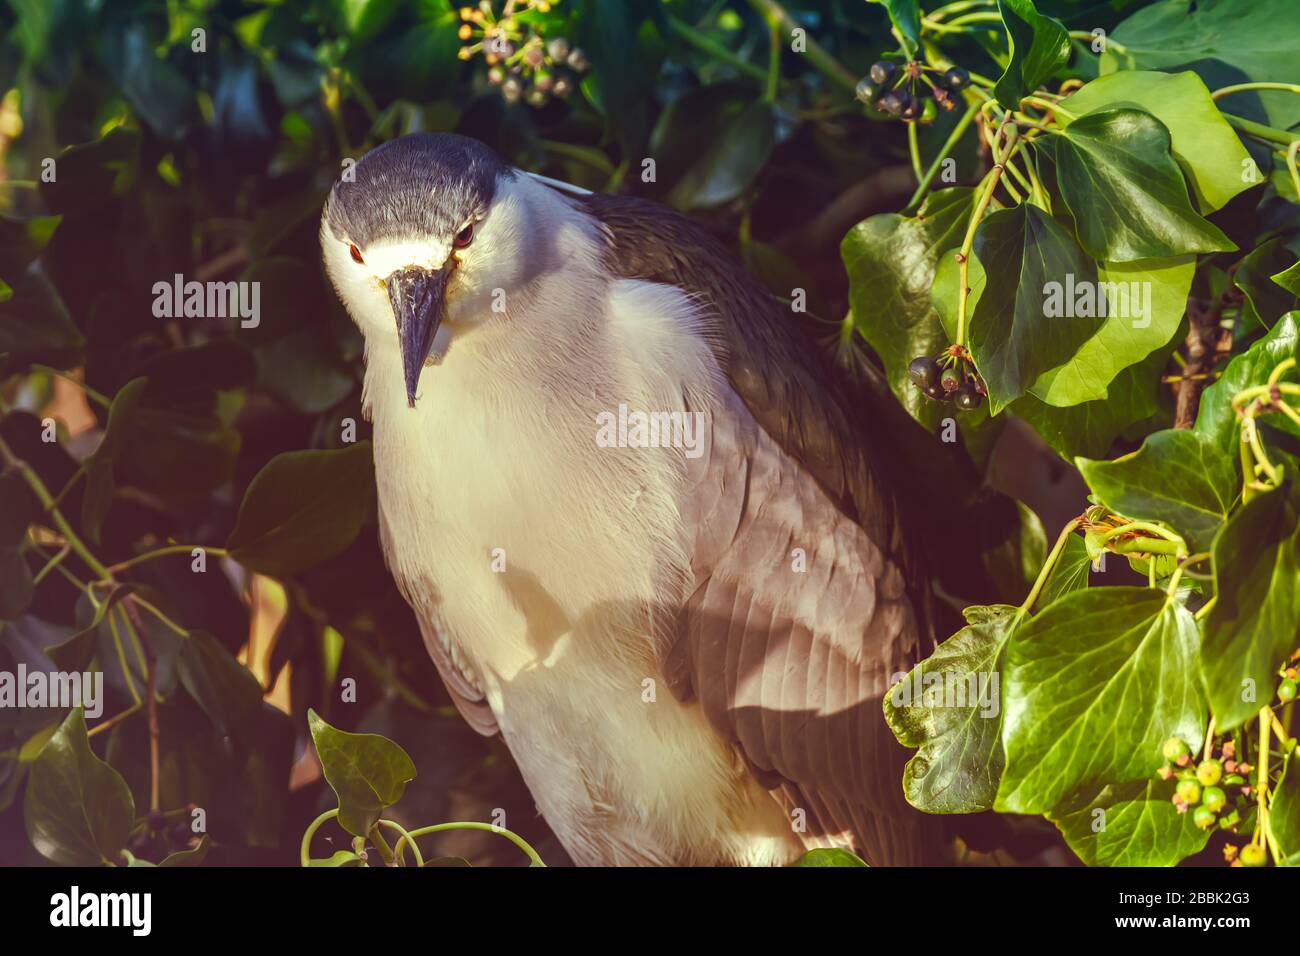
321,133 -> 531,407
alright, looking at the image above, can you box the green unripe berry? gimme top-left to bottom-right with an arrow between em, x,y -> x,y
1224,773 -> 1245,786
1162,737 -> 1190,762
1279,678 -> 1298,702
940,367 -> 961,392
1176,779 -> 1201,804
1239,843 -> 1266,867
1202,785 -> 1227,813
1193,805 -> 1216,829
1196,758 -> 1222,786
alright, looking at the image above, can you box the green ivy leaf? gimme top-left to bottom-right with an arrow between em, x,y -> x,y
226,443 -> 375,578
666,101 -> 775,212
1271,755 -> 1300,858
158,835 -> 211,867
1194,313 -> 1300,458
1049,777 -> 1211,866
1012,344 -> 1168,459
992,0 -> 1071,110
0,272 -> 84,359
45,583 -> 138,672
1060,71 -> 1254,214
0,213 -> 61,282
867,1 -> 921,52
177,630 -> 264,741
23,708 -> 135,866
968,203 -> 1104,412
0,547 -> 33,621
791,847 -> 868,867
1105,0 -> 1300,131
1076,429 -> 1237,553
307,708 -> 416,838
1028,256 -> 1193,407
1235,236 -> 1300,329
308,849 -> 366,867
1047,109 -> 1235,262
996,588 -> 1204,814
1275,261 -> 1300,297
884,605 -> 1018,813
1201,484 -> 1300,731
843,187 -> 975,429
81,376 -> 148,545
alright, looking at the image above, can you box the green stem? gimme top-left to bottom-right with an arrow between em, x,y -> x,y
907,121 -> 924,183
745,0 -> 858,91
764,10 -> 780,103
903,100 -> 979,213
1212,82 -> 1300,102
300,808 -> 340,866
367,824 -> 396,866
398,822 -> 547,867
377,819 -> 425,867
666,15 -> 768,84
106,544 -> 228,576
30,365 -> 111,408
1223,112 -> 1298,147
1018,518 -> 1081,616
1067,30 -> 1126,55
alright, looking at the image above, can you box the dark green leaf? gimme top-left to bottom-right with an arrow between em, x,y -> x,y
81,376 -> 147,545
23,708 -> 135,866
177,630 -> 264,740
45,584 -> 138,673
38,129 -> 140,215
1193,313 -> 1300,458
1201,484 -> 1300,730
968,203 -> 1104,412
1038,533 -> 1092,606
0,547 -> 33,621
307,708 -> 417,837
0,213 -> 60,281
226,443 -> 374,578
843,187 -> 975,429
993,0 -> 1071,110
996,588 -> 1204,814
0,272 -> 83,357
666,101 -> 775,212
159,835 -> 211,867
1050,777 -> 1211,866
1061,70 -> 1254,213
309,849 -> 365,867
1105,0 -> 1300,131
867,1 -> 921,50
1077,429 -> 1237,552
1235,236 -> 1300,329
1271,755 -> 1300,858
1048,109 -> 1234,262
884,605 -> 1018,813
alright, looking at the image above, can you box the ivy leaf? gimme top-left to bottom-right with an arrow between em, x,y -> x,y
1271,755 -> 1300,858
159,835 -> 211,867
307,708 -> 416,838
667,101 -> 775,212
1076,429 -> 1237,553
791,848 -> 868,867
1048,109 -> 1235,262
993,0 -> 1070,110
968,203 -> 1104,412
1028,256 -> 1193,407
0,213 -> 61,281
45,583 -> 138,672
1201,484 -> 1300,731
1235,236 -> 1300,329
226,443 -> 375,578
1012,344 -> 1168,460
867,0 -> 921,52
23,708 -> 135,866
843,187 -> 975,429
0,547 -> 33,621
1049,777 -> 1211,866
884,605 -> 1018,813
996,588 -> 1204,814
1061,71 -> 1254,214
1194,313 -> 1300,457
0,272 -> 84,359
81,376 -> 148,545
1105,0 -> 1300,131
1275,261 -> 1300,297
308,849 -> 366,867
177,630 -> 264,741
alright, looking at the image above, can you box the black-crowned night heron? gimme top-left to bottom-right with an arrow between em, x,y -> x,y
321,133 -> 937,865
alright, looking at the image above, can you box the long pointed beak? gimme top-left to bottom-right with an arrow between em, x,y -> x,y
386,266 -> 450,407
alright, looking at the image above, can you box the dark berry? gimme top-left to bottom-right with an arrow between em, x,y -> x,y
879,90 -> 905,116
944,66 -> 970,90
869,60 -> 897,86
922,382 -> 949,402
907,356 -> 940,389
899,94 -> 923,122
855,77 -> 881,104
953,385 -> 982,410
147,810 -> 166,831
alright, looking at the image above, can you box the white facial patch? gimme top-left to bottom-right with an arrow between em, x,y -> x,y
361,239 -> 452,279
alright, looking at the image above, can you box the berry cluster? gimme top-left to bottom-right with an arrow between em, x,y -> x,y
457,2 -> 587,107
126,808 -> 202,864
855,60 -> 969,122
1159,737 -> 1264,862
907,347 -> 984,410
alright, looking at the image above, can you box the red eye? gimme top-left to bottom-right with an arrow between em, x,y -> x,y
453,224 -> 474,249
349,244 -> 364,264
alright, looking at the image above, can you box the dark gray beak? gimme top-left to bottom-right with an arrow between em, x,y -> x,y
386,266 -> 451,407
